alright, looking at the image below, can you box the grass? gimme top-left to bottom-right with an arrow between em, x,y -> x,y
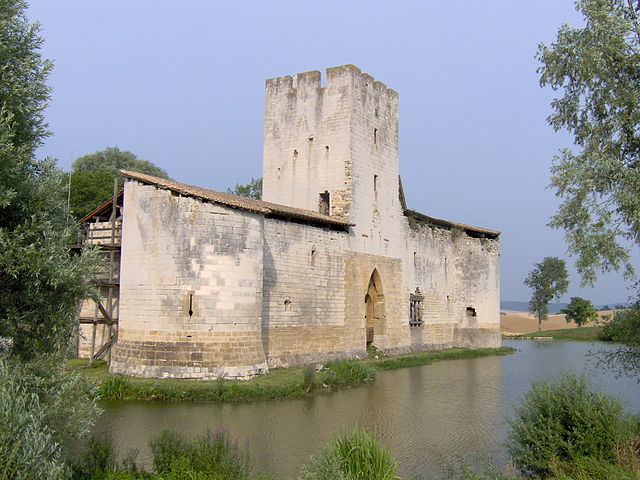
67,346 -> 515,403
515,326 -> 604,341
367,346 -> 515,370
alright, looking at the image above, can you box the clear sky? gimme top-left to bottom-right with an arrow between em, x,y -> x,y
26,0 -> 637,305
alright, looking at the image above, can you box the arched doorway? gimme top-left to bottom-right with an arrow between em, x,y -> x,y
364,269 -> 385,347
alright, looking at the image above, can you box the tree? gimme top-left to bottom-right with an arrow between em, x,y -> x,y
561,296 -> 599,326
69,146 -> 169,218
539,0 -> 640,378
524,257 -> 569,331
0,0 -> 97,359
227,177 -> 262,200
537,0 -> 640,287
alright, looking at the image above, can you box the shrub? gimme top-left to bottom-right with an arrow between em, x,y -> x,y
101,374 -> 132,400
150,429 -> 186,474
506,371 -> 634,477
71,436 -> 117,479
600,308 -> 640,343
301,366 -> 319,393
439,457 -> 516,480
547,455 -> 638,480
0,357 -> 100,480
299,430 -> 397,480
149,428 -> 249,479
321,360 -> 376,388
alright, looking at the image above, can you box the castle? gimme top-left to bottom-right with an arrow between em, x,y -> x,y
78,65 -> 501,379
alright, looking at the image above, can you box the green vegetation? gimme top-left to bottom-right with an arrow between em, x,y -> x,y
517,326 -> 603,341
0,0 -> 98,361
538,0 -> 640,286
507,371 -> 639,479
227,177 -> 262,200
596,306 -> 640,378
69,146 -> 170,219
560,297 -> 599,327
299,430 -> 397,480
69,347 -> 515,402
0,358 -> 100,480
524,257 -> 569,331
369,346 -> 515,371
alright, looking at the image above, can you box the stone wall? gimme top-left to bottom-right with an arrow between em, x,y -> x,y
111,180 -> 268,378
401,218 -> 501,349
262,65 -> 404,260
261,218 -> 364,367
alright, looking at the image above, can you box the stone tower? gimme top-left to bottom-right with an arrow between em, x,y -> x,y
262,65 -> 404,256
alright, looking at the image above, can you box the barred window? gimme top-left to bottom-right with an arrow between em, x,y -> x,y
409,288 -> 423,327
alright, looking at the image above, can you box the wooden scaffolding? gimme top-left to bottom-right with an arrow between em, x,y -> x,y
75,185 -> 123,367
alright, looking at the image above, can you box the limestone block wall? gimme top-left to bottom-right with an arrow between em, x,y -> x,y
111,180 -> 268,379
343,252 -> 405,351
263,65 -> 404,258
262,68 -> 352,220
261,219 -> 363,367
401,219 -> 501,349
342,66 -> 404,259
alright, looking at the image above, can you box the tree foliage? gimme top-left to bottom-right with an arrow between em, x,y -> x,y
561,296 -> 599,326
507,371 -> 636,478
0,0 -> 97,359
69,146 -> 169,218
597,305 -> 640,378
538,0 -> 640,286
0,358 -> 100,479
524,256 -> 569,330
227,177 -> 262,200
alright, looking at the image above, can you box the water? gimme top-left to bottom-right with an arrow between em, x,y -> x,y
97,340 -> 639,479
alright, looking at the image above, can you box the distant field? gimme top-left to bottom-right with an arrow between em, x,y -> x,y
516,326 -> 603,341
501,310 -> 613,335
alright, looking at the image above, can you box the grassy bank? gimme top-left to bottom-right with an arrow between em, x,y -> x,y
514,326 -> 603,341
365,346 -> 515,370
68,346 -> 515,402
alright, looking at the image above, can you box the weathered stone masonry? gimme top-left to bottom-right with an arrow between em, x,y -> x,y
83,65 -> 501,379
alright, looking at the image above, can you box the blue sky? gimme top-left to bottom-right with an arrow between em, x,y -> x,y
27,0 -> 636,304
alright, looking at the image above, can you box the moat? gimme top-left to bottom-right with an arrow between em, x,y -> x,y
96,340 -> 639,479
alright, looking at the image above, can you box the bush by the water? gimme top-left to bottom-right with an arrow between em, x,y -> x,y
150,428 -> 250,479
321,360 -> 376,388
101,374 -> 132,400
0,357 -> 100,480
600,308 -> 640,343
298,430 -> 397,480
507,371 -> 639,478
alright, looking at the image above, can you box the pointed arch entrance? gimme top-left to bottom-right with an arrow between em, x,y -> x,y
364,269 -> 385,346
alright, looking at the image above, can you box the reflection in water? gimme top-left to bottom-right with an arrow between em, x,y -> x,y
97,341 -> 639,479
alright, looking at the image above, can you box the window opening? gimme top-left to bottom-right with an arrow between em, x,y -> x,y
374,174 -> 378,192
284,299 -> 291,311
373,128 -> 378,144
409,288 -> 423,327
319,191 -> 330,215
188,294 -> 193,317
311,248 -> 316,266
466,306 -> 477,317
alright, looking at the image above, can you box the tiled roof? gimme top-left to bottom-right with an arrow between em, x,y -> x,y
405,209 -> 500,238
79,190 -> 124,224
120,170 -> 354,229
